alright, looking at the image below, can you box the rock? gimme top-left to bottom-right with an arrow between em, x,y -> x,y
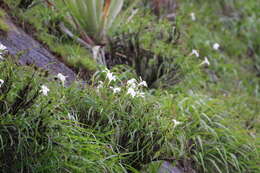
0,15 -> 76,85
158,161 -> 183,173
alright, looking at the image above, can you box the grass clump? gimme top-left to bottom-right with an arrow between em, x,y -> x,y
2,55 -> 258,172
0,58 -> 126,173
167,93 -> 259,172
62,68 -> 259,172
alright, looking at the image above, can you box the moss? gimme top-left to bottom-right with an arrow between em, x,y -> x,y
37,31 -> 97,71
0,10 -> 9,32
0,20 -> 9,32
0,10 -> 6,18
15,3 -> 98,72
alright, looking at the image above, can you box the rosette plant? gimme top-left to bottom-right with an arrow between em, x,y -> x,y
56,0 -> 125,65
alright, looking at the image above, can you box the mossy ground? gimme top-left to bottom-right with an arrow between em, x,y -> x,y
0,9 -> 9,32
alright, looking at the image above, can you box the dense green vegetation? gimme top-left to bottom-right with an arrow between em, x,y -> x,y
0,0 -> 259,172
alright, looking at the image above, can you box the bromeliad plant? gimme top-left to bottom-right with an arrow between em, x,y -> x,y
64,0 -> 124,45
56,0 -> 125,65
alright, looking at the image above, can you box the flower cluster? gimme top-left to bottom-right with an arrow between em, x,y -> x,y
99,69 -> 148,98
39,73 -> 67,96
190,42 -> 221,67
126,78 -> 147,98
40,85 -> 49,96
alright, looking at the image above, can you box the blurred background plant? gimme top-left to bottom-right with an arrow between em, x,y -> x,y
53,0 -> 126,66
55,0 -> 124,46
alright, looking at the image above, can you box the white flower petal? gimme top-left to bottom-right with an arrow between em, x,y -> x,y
0,79 -> 4,88
138,81 -> 148,87
200,57 -> 210,66
57,73 -> 66,84
40,85 -> 49,96
213,43 -> 220,50
107,72 -> 116,82
172,119 -> 182,128
191,49 -> 199,57
68,113 -> 77,121
0,43 -> 7,51
127,87 -> 136,98
0,43 -> 7,60
127,78 -> 137,88
103,69 -> 116,83
113,87 -> 121,93
190,12 -> 196,21
110,86 -> 121,94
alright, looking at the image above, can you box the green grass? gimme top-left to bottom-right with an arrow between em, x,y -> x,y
0,58 -> 127,173
1,55 -> 259,172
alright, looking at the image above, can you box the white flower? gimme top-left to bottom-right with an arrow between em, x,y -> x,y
40,85 -> 49,96
190,12 -> 196,21
0,43 -> 7,52
102,69 -> 116,82
57,73 -> 66,84
0,43 -> 7,60
0,79 -> 4,88
191,49 -> 199,57
68,113 -> 77,121
127,78 -> 137,88
110,86 -> 121,94
103,69 -> 116,83
200,57 -> 210,66
107,71 -> 116,82
127,87 -> 137,98
213,43 -> 220,50
138,81 -> 148,87
172,119 -> 182,128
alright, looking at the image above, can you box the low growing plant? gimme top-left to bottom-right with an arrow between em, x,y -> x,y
53,0 -> 125,66
0,57 -> 126,173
